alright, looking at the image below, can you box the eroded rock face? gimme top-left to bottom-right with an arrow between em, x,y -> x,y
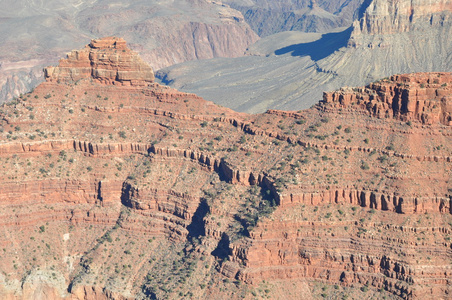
0,38 -> 450,299
157,0 -> 452,113
44,37 -> 154,85
323,72 -> 452,125
224,0 -> 364,37
353,0 -> 452,35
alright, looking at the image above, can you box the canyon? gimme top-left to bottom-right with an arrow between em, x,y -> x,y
223,0 -> 365,36
158,0 -> 452,113
0,37 -> 450,299
4,0 -> 450,116
0,0 -> 258,103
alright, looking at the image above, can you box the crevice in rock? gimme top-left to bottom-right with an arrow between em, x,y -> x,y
357,0 -> 373,20
211,233 -> 231,260
186,199 -> 209,240
96,180 -> 103,204
120,182 -> 133,208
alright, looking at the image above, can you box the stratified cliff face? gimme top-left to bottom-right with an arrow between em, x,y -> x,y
353,0 -> 452,35
0,38 -> 450,299
44,37 -> 154,85
323,73 -> 452,125
348,0 -> 452,48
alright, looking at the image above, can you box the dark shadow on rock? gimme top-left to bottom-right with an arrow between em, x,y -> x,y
357,0 -> 374,19
120,182 -> 132,207
186,199 -> 209,239
211,233 -> 231,260
274,26 -> 353,61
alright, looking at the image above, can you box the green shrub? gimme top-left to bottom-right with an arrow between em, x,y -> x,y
361,161 -> 370,170
296,119 -> 306,125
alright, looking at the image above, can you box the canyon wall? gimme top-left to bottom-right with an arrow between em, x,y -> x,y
0,37 -> 450,299
323,72 -> 452,125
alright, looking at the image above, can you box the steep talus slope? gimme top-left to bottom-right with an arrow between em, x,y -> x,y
0,38 -> 451,299
0,0 -> 258,103
157,0 -> 452,113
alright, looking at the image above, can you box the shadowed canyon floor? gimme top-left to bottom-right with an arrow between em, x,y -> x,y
0,37 -> 451,299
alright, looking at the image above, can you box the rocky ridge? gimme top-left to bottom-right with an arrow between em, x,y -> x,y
223,0 -> 364,36
0,38 -> 450,299
323,73 -> 452,125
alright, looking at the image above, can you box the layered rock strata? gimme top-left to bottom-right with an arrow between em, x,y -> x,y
353,0 -> 452,35
0,0 -> 259,103
323,72 -> 452,125
44,37 -> 154,85
157,0 -> 452,113
0,38 -> 450,299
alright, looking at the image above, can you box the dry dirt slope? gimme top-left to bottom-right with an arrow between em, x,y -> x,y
0,37 -> 450,299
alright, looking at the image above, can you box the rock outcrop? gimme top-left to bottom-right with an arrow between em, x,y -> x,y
0,38 -> 450,299
323,72 -> 452,125
352,0 -> 452,35
44,37 -> 154,85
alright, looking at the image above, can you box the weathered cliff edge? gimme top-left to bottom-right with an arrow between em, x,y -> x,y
352,0 -> 452,36
323,73 -> 452,125
43,37 -> 154,86
0,37 -> 450,299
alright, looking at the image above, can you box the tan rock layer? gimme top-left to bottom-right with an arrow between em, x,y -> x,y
352,0 -> 452,35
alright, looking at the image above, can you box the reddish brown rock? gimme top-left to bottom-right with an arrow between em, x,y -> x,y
44,37 -> 154,86
0,38 -> 450,300
322,72 -> 452,125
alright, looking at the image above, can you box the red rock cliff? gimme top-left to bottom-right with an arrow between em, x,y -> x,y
323,72 -> 452,125
0,37 -> 450,300
44,37 -> 154,85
